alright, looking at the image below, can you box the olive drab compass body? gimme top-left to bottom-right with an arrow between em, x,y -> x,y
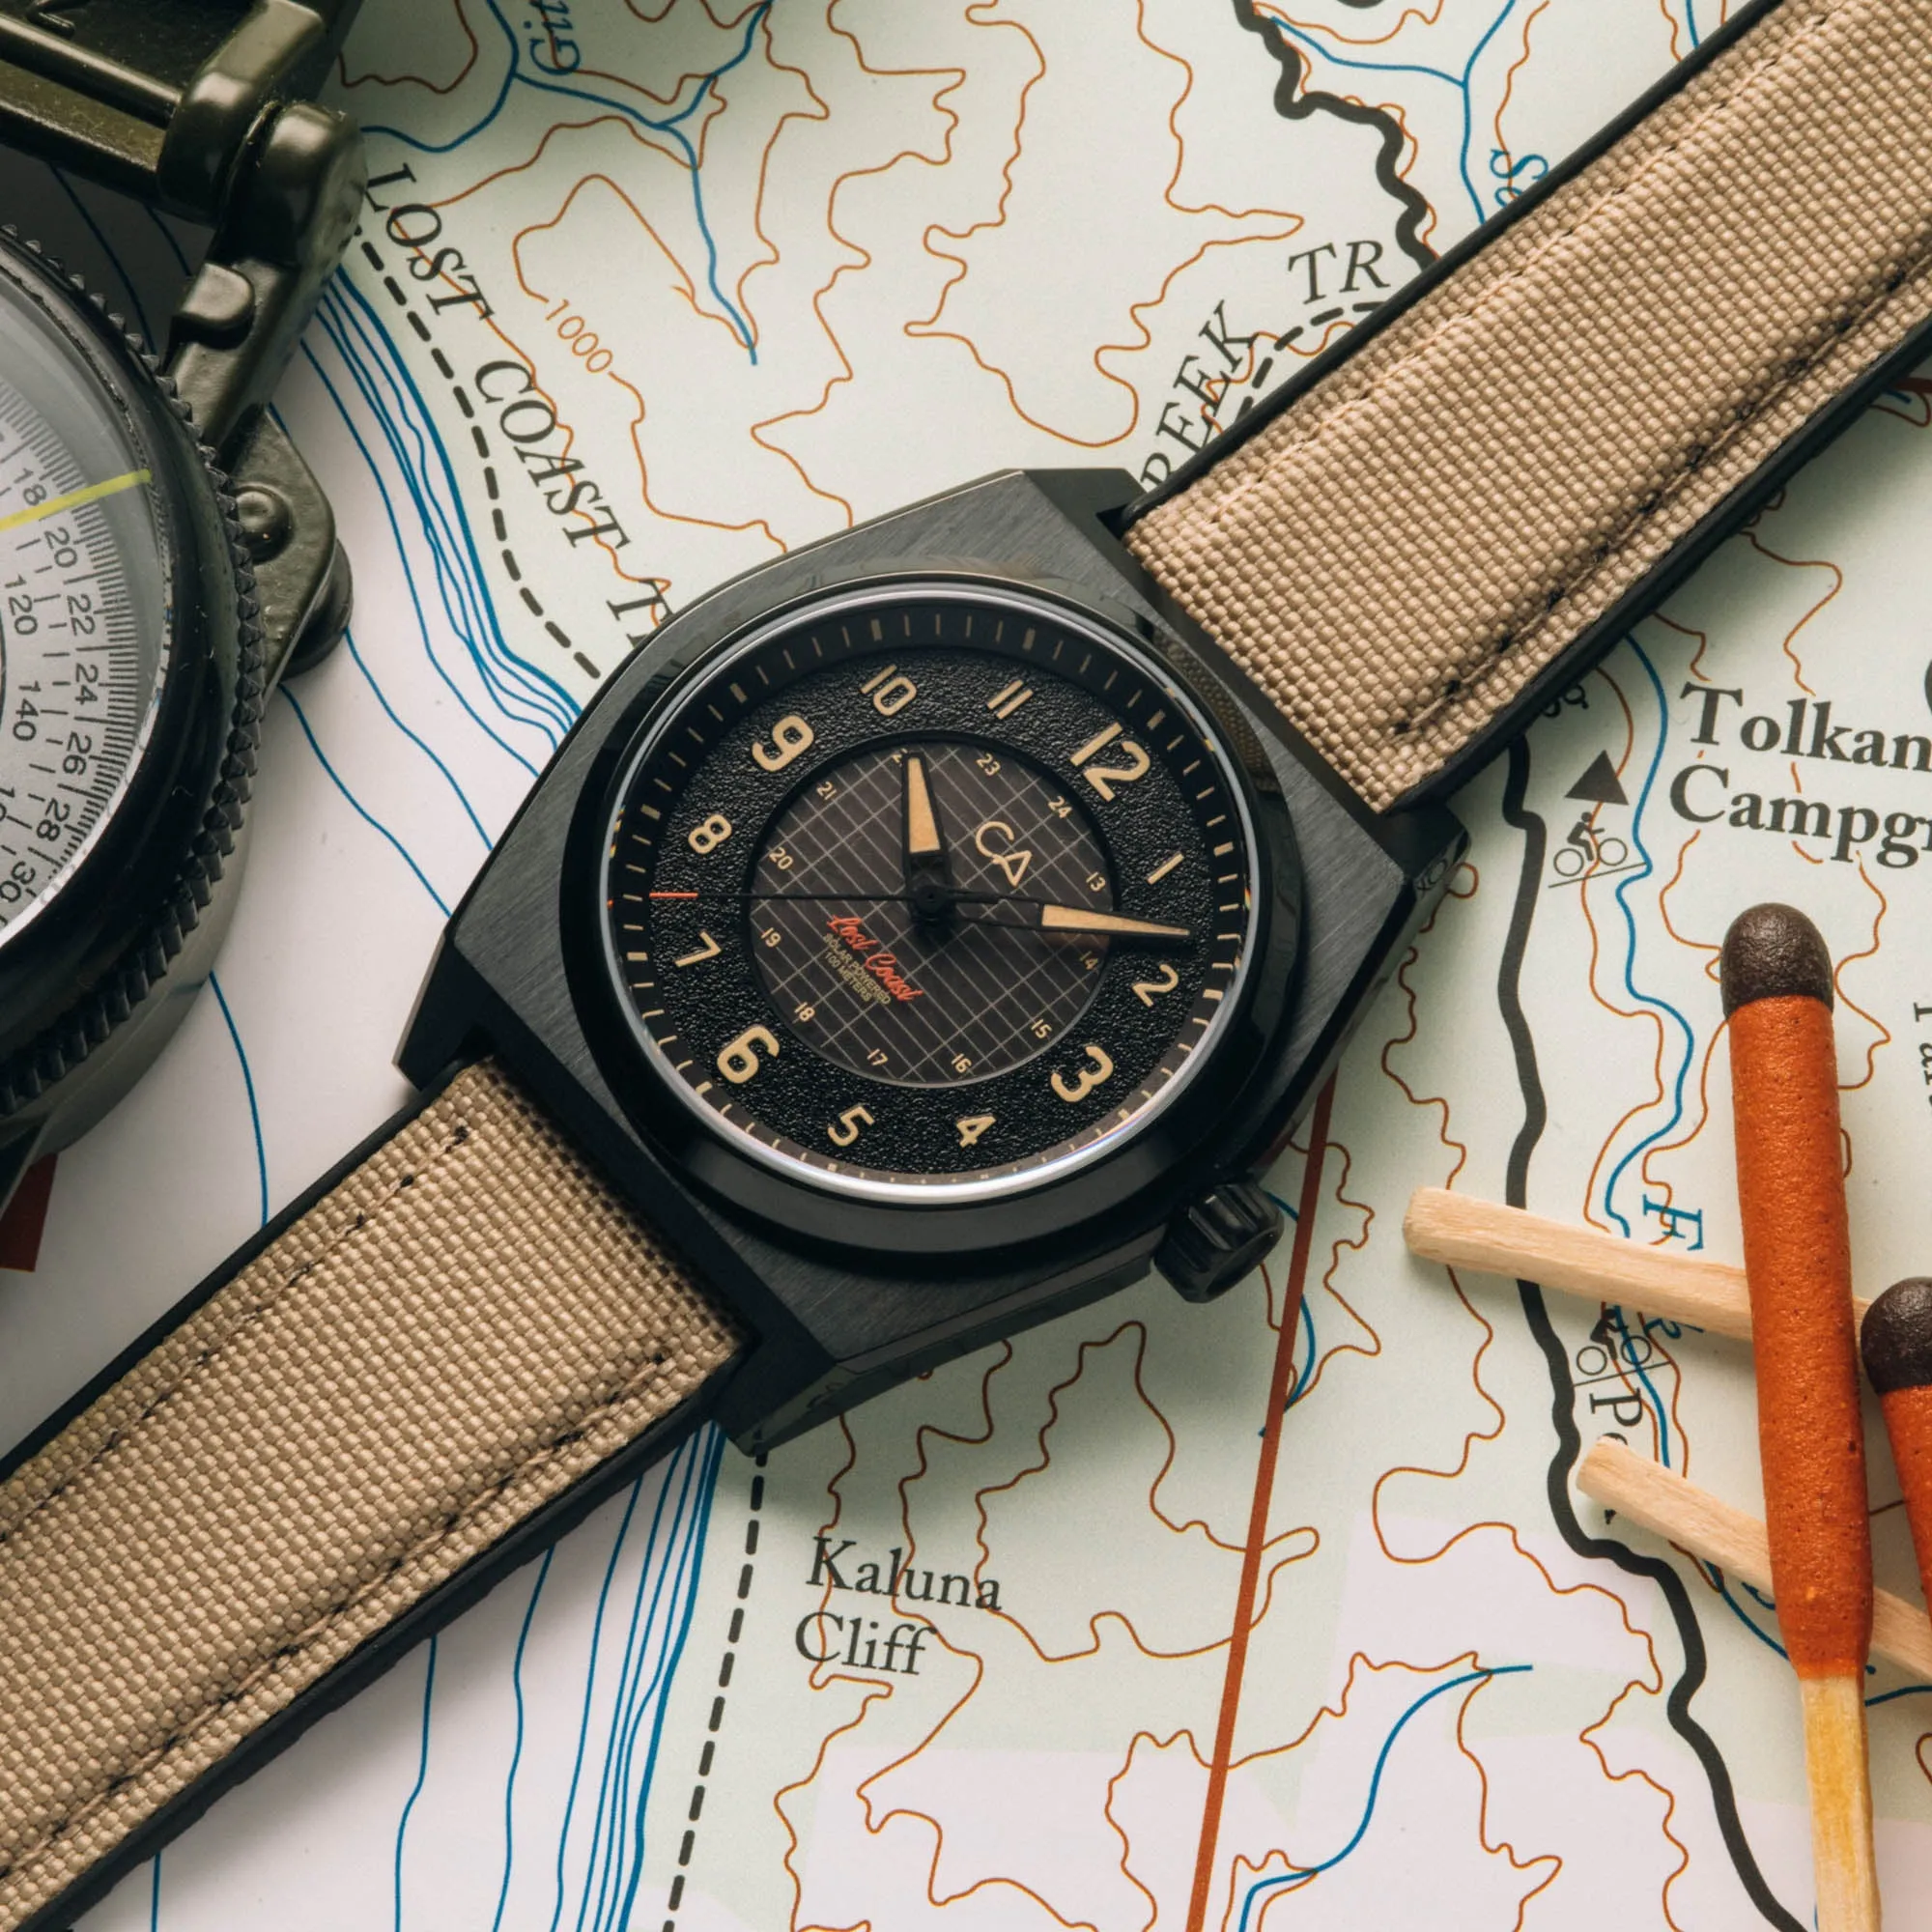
0,0 -> 365,1197
7,3 -> 1932,1928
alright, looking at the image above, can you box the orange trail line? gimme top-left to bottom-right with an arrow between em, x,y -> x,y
1183,1072 -> 1335,1932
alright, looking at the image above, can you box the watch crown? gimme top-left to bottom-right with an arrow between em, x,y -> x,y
1157,1177 -> 1282,1304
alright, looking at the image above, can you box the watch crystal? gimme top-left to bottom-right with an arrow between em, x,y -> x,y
601,585 -> 1262,1201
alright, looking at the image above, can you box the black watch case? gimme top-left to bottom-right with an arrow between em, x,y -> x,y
401,468 -> 1463,1449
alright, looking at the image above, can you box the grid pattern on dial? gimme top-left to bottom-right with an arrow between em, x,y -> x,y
752,743 -> 1113,1086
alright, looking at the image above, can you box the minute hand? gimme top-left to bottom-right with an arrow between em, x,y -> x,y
1003,902 -> 1192,943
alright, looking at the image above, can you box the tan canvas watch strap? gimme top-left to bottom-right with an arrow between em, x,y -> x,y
0,1061 -> 741,1932
1124,0 -> 1932,812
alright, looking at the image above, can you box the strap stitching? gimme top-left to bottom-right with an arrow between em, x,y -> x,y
0,1112 -> 477,1554
1385,239 -> 1932,744
0,1084 -> 714,1889
1148,1 -> 1925,755
1186,1 -> 1836,527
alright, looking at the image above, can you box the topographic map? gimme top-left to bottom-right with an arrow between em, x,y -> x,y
2,0 -> 1930,1927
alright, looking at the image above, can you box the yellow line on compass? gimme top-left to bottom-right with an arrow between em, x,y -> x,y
0,468 -> 151,537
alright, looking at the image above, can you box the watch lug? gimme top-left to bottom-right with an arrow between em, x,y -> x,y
1155,1176 -> 1283,1303
1020,467 -> 1140,540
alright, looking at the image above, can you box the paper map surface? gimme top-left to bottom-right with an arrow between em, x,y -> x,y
2,1 -> 1930,1926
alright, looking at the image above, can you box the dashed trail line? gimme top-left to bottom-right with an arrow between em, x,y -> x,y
661,1452 -> 765,1932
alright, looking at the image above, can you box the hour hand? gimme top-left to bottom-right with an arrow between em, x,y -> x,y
902,753 -> 953,919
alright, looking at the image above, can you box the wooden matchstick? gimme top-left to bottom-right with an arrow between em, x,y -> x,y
1722,903 -> 1877,1931
1862,1281 -> 1932,1626
1577,1438 -> 1932,1684
1402,1188 -> 1875,1340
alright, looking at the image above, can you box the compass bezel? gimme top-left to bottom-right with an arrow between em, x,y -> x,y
0,229 -> 251,1120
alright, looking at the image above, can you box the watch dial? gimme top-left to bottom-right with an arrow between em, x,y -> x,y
601,585 -> 1264,1201
0,267 -> 168,944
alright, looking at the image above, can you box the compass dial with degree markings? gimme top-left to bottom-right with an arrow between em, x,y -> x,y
601,584 -> 1264,1202
0,268 -> 169,945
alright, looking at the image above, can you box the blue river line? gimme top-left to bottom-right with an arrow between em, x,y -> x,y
1264,1189 -> 1318,1410
206,971 -> 268,1228
1698,1561 -> 1932,1709
493,1547 -> 556,1932
281,687 -> 452,917
1266,0 -> 1520,224
309,274 -> 575,754
361,0 -> 768,357
1599,640 -> 1696,1241
1582,640 -> 1700,1468
1601,1303 -> 1675,1472
1701,1561 -> 1788,1661
576,1427 -> 725,1932
342,621 -> 492,849
1235,1664 -> 1534,1930
385,1427 -> 724,1932
392,1636 -> 440,1932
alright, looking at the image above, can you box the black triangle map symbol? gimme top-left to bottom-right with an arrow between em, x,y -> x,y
1564,750 -> 1629,807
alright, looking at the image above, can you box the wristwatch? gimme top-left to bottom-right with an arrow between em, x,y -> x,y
4,0 -> 1929,1924
0,0 -> 363,1205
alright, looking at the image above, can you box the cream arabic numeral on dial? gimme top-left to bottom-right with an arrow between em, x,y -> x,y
827,1104 -> 874,1147
1068,722 -> 1151,801
718,1024 -> 781,1084
688,811 -> 732,854
956,1114 -> 995,1148
672,930 -> 722,968
753,713 -> 814,772
1132,963 -> 1180,1006
862,663 -> 918,716
1051,1044 -> 1115,1103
